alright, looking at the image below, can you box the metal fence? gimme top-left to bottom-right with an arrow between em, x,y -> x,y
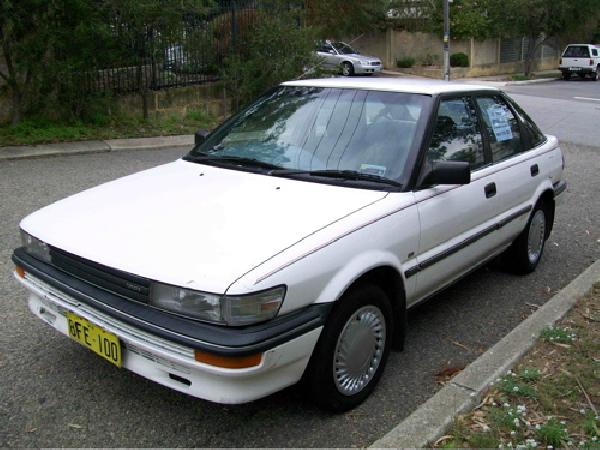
81,0 -> 261,94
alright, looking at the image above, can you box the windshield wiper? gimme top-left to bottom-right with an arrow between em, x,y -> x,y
270,169 -> 403,188
185,154 -> 283,171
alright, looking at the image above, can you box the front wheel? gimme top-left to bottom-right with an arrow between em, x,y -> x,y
342,62 -> 354,76
303,284 -> 393,412
504,203 -> 549,274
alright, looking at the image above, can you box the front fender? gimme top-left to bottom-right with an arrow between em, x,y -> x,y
314,250 -> 404,305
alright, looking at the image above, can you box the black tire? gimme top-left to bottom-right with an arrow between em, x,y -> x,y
591,67 -> 599,81
562,72 -> 571,81
504,202 -> 550,274
342,62 -> 354,76
303,284 -> 394,412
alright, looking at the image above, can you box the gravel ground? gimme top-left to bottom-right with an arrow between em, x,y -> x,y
0,142 -> 598,447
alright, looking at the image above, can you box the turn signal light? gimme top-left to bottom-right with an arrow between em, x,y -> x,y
194,350 -> 262,369
15,265 -> 25,278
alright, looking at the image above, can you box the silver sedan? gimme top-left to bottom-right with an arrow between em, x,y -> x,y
316,41 -> 383,76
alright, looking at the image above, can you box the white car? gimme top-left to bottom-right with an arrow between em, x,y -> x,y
316,41 -> 383,76
559,44 -> 600,80
13,78 -> 565,412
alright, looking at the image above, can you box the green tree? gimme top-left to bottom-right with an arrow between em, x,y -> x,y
306,0 -> 389,39
220,3 -> 317,111
425,0 -> 600,75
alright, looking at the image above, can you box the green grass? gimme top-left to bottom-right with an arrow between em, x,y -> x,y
436,284 -> 600,449
0,109 -> 216,147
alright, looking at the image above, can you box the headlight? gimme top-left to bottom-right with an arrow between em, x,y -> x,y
20,230 -> 51,263
149,283 -> 285,326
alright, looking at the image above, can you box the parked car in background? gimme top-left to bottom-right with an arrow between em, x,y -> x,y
14,78 -> 565,412
316,40 -> 382,76
559,44 -> 600,80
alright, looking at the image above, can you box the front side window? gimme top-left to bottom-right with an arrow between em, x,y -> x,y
427,97 -> 485,170
505,96 -> 546,150
333,42 -> 358,55
188,87 -> 428,186
476,96 -> 522,162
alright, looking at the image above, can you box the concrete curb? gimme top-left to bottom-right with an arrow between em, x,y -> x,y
0,134 -> 193,161
371,259 -> 600,449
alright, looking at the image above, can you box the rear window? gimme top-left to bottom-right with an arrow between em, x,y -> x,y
563,45 -> 590,58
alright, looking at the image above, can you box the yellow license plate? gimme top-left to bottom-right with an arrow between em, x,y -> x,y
67,312 -> 122,368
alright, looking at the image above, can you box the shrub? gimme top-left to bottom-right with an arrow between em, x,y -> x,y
219,6 -> 317,111
396,57 -> 416,68
450,52 -> 469,68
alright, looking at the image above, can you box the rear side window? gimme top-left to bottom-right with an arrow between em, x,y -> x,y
592,49 -> 598,57
427,97 -> 485,170
563,45 -> 590,57
476,96 -> 522,162
504,96 -> 546,149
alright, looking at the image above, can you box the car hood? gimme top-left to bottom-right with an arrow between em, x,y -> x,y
21,160 -> 387,293
347,54 -> 381,64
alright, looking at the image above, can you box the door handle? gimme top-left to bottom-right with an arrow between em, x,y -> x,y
484,182 -> 496,198
530,164 -> 539,176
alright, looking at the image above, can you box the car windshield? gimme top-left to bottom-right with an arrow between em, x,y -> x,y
563,45 -> 590,57
187,87 -> 428,185
333,42 -> 358,55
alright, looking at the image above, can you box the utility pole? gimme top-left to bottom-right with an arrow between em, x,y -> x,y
443,0 -> 450,81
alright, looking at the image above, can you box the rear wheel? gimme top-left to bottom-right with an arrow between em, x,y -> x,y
562,72 -> 571,81
591,66 -> 599,81
504,202 -> 549,274
303,284 -> 393,412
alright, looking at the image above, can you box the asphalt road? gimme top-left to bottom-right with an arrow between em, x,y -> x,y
504,80 -> 600,147
1,87 -> 599,447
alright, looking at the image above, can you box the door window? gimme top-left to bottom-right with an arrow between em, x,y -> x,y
504,96 -> 546,149
476,96 -> 522,162
427,97 -> 485,170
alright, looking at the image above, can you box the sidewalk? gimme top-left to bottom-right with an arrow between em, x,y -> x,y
380,68 -> 561,86
372,259 -> 600,448
0,134 -> 194,161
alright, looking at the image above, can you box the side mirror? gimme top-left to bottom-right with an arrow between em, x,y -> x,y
421,161 -> 471,187
194,129 -> 210,147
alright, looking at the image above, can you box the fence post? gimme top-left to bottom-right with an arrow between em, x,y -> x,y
231,0 -> 237,51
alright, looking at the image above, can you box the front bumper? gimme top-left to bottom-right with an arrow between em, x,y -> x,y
13,249 -> 328,403
355,64 -> 383,74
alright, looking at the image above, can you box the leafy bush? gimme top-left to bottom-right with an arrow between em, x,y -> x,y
450,52 -> 470,67
396,57 -> 416,68
219,4 -> 317,111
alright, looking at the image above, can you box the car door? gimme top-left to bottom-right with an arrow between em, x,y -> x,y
472,94 -> 536,245
316,43 -> 339,68
409,95 -> 502,304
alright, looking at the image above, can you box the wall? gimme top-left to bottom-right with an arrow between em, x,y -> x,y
116,83 -> 231,119
0,82 -> 232,125
351,29 -> 560,78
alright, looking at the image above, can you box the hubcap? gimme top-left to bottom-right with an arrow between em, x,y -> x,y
333,305 -> 386,396
527,210 -> 546,264
343,64 -> 351,76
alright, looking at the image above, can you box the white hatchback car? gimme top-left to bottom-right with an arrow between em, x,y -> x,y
13,78 -> 565,412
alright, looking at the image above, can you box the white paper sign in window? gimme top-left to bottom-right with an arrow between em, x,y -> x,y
487,106 -> 513,142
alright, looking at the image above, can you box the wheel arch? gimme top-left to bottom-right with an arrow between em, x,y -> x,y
349,266 -> 406,350
537,188 -> 555,239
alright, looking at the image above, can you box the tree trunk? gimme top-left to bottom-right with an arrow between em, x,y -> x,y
10,84 -> 23,125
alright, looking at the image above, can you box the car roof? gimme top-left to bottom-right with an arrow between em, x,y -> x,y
282,77 -> 498,95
